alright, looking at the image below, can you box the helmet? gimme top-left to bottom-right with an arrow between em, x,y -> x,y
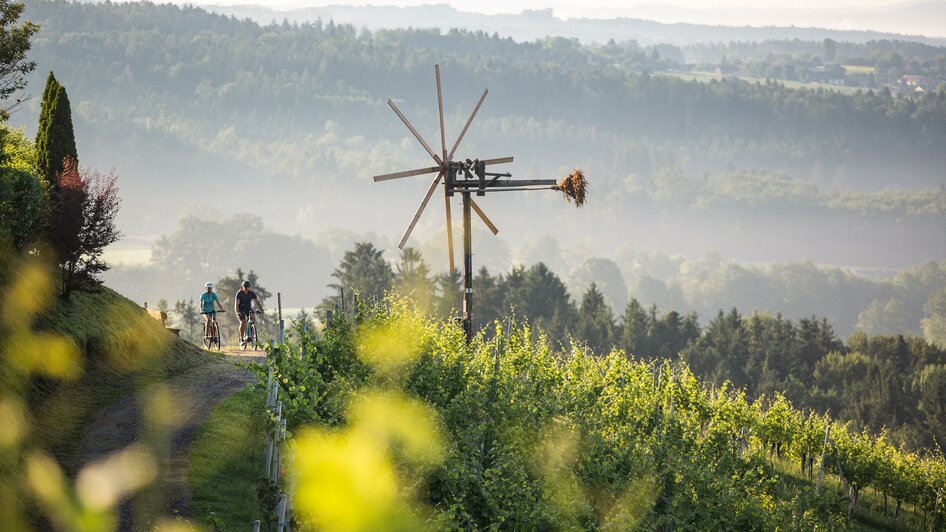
242,280 -> 251,288
205,282 -> 214,288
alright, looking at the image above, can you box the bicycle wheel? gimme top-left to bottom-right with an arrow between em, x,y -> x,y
242,322 -> 250,350
210,321 -> 220,350
202,319 -> 212,349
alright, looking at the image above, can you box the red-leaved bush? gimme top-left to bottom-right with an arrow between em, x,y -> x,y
52,156 -> 121,297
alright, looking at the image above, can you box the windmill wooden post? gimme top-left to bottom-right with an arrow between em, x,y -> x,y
373,65 -> 584,343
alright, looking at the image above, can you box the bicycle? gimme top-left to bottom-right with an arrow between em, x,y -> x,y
200,310 -> 225,351
241,310 -> 263,351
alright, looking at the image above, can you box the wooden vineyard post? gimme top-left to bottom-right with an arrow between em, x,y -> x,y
277,292 -> 284,344
276,493 -> 288,532
271,401 -> 283,483
816,424 -> 830,495
462,192 -> 473,340
256,358 -> 294,530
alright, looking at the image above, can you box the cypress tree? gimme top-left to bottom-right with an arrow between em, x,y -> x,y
35,72 -> 58,142
34,71 -> 59,182
35,76 -> 77,188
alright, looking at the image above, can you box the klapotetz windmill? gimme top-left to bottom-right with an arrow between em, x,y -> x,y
374,65 -> 587,342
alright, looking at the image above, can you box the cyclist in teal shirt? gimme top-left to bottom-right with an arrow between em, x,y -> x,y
200,282 -> 225,337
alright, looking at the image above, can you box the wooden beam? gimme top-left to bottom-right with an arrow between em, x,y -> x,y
478,186 -> 556,193
435,65 -> 448,164
481,156 -> 514,166
388,99 -> 443,166
445,193 -> 455,271
448,89 -> 488,162
398,171 -> 444,249
470,199 -> 499,235
454,179 -> 557,188
373,166 -> 440,182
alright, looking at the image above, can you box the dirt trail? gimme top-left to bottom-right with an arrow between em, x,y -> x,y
71,350 -> 265,528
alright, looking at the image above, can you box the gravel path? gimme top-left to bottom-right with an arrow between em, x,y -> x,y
71,352 -> 264,529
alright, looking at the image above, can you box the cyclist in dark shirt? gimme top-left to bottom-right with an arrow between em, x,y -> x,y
235,280 -> 264,345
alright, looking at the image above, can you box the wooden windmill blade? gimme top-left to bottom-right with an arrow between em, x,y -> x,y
481,156 -> 514,166
470,199 -> 499,235
387,99 -> 443,165
436,64 -> 456,271
445,195 -> 455,271
448,88 -> 488,161
398,171 -> 445,249
436,64 -> 448,164
373,165 -> 440,182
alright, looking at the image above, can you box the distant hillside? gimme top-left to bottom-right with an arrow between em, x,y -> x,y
629,1 -> 946,40
13,0 -> 946,274
203,2 -> 946,45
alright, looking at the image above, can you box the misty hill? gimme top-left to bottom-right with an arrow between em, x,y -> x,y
12,0 -> 946,276
202,2 -> 946,46
628,1 -> 946,40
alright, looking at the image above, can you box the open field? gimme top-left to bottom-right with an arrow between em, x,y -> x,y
843,65 -> 877,74
658,70 -> 867,95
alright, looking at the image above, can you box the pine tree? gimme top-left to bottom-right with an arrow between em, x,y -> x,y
321,242 -> 394,313
621,298 -> 650,356
394,247 -> 435,311
576,283 -> 615,354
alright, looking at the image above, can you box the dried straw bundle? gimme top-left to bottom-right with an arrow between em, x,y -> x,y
554,169 -> 587,207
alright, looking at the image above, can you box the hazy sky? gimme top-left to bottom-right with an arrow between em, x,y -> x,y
199,0 -> 912,12
188,0 -> 943,35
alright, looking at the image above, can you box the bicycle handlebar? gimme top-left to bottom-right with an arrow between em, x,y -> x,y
200,310 -> 226,314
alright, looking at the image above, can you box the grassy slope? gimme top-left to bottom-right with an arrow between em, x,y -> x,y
187,387 -> 264,529
30,286 -> 214,472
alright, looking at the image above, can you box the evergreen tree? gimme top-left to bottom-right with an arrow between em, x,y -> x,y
504,263 -> 577,346
323,242 -> 394,313
474,266 -> 504,331
34,71 -> 58,179
797,316 -> 841,376
915,364 -> 946,449
394,247 -> 435,311
36,80 -> 77,188
620,298 -> 650,356
172,298 -> 201,344
684,308 -> 749,387
921,287 -> 946,347
576,282 -> 615,354
434,269 -> 462,321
